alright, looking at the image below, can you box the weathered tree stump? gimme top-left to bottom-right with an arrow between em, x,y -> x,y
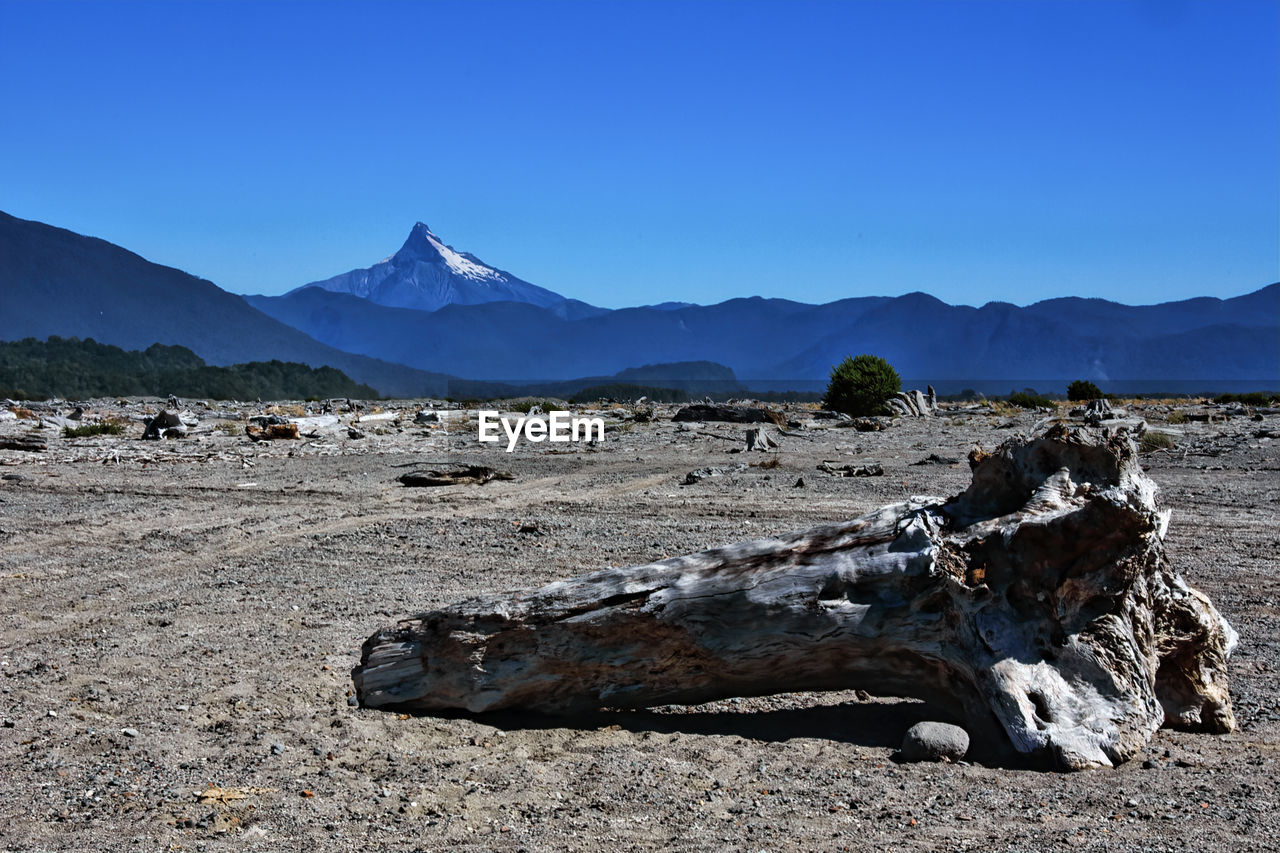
352,425 -> 1236,769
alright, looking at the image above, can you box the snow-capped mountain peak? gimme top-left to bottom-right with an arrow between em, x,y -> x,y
290,222 -> 567,313
395,222 -> 507,284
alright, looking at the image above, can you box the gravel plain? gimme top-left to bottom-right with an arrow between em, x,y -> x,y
0,398 -> 1277,852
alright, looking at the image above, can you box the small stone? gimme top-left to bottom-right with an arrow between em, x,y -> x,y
347,696 -> 359,707
900,722 -> 969,763
1142,759 -> 1159,770
271,742 -> 285,755
793,477 -> 805,488
120,728 -> 139,738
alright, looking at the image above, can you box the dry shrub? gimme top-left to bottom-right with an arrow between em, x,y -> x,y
1139,431 -> 1176,453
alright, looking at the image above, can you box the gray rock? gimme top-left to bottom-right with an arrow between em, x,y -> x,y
271,742 -> 285,755
120,728 -> 139,738
900,721 -> 969,762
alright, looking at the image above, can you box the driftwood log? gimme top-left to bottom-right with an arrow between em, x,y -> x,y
672,405 -> 787,426
353,425 -> 1236,769
0,433 -> 46,452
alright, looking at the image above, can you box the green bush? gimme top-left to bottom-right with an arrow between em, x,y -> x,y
1067,380 -> 1103,401
823,354 -> 901,417
1215,391 -> 1279,407
62,422 -> 125,438
1007,391 -> 1054,410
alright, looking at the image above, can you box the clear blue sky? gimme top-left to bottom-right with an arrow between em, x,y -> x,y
1,0 -> 1275,309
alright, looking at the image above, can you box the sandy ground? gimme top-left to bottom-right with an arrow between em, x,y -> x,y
0,399 -> 1277,852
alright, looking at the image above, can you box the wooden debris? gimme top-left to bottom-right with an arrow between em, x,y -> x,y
672,405 -> 786,426
354,425 -> 1236,770
398,465 -> 515,487
817,461 -> 883,477
246,423 -> 300,441
0,434 -> 46,452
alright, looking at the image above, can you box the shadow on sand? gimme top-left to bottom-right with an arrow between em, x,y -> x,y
397,698 -> 1016,764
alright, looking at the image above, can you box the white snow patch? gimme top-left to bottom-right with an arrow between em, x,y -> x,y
424,230 -> 507,283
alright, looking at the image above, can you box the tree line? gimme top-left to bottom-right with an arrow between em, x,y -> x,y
0,337 -> 378,401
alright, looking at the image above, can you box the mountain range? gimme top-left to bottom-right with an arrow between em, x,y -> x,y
247,222 -> 1278,387
0,211 -> 454,396
2,211 -> 1276,397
